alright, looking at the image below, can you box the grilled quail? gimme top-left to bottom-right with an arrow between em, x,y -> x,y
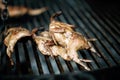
32,29 -> 92,71
0,3 -> 48,17
49,11 -> 100,58
4,27 -> 31,65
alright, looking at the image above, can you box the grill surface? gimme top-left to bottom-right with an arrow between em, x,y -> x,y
0,0 -> 120,76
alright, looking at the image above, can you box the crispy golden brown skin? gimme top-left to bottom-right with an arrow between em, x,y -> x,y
32,29 -> 92,71
49,12 -> 100,59
0,3 -> 48,17
4,27 -> 31,65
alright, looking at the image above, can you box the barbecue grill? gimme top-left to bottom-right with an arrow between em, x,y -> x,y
0,0 -> 120,80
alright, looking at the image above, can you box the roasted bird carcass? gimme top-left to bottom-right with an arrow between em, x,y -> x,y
0,3 -> 48,17
32,28 -> 92,71
32,29 -> 55,56
49,11 -> 100,59
4,27 -> 31,65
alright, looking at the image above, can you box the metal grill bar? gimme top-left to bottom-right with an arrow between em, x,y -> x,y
0,0 -> 120,76
59,0 -> 109,68
82,0 -> 120,61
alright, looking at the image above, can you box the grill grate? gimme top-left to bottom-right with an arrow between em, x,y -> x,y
0,0 -> 120,75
